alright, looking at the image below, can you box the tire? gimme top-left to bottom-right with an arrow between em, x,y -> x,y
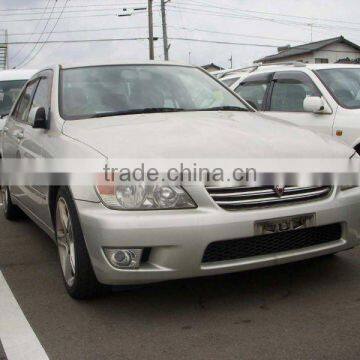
2,186 -> 23,221
55,187 -> 107,299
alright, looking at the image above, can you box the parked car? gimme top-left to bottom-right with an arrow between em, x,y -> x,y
212,66 -> 256,86
0,69 -> 39,130
231,63 -> 360,152
1,62 -> 360,299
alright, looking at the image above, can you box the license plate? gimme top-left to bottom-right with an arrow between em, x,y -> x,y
255,214 -> 316,235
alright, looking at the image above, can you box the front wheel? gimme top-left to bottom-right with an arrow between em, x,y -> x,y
2,186 -> 23,220
55,187 -> 107,299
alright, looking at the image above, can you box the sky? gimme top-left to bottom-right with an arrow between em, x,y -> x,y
1,0 -> 360,70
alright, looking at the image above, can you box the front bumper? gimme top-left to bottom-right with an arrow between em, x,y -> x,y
75,187 -> 360,285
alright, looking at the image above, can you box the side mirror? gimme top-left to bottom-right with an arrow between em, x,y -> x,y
28,106 -> 47,129
303,96 -> 327,114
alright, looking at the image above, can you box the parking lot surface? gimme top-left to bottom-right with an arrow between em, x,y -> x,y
1,209 -> 360,360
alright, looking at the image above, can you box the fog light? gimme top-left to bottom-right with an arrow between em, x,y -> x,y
103,248 -> 143,269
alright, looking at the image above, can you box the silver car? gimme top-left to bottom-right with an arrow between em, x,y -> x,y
1,62 -> 360,299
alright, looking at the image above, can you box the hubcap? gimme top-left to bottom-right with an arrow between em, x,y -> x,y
56,198 -> 76,287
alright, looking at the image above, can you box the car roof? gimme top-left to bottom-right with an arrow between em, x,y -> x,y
246,63 -> 360,74
0,69 -> 39,81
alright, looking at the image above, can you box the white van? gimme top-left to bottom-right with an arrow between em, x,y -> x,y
231,63 -> 360,152
0,69 -> 38,131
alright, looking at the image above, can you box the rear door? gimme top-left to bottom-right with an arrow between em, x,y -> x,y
2,79 -> 39,199
19,71 -> 53,217
265,71 -> 334,135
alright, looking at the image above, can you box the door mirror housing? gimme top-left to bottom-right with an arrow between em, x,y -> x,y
303,96 -> 328,114
28,106 -> 47,129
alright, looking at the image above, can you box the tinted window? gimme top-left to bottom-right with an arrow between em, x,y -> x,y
270,74 -> 320,112
13,80 -> 38,122
29,78 -> 50,119
60,65 -> 248,120
316,68 -> 360,109
0,80 -> 27,116
235,82 -> 268,110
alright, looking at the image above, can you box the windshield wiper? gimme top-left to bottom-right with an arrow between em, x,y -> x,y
89,108 -> 186,118
198,106 -> 248,112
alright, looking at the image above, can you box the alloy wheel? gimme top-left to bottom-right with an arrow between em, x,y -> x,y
56,197 -> 76,287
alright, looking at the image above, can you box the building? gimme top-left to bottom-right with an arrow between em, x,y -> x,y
254,36 -> 360,65
202,63 -> 224,72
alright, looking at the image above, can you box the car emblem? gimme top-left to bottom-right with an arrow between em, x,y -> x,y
274,186 -> 285,197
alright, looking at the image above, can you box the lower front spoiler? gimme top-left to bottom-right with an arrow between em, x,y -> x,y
94,239 -> 353,286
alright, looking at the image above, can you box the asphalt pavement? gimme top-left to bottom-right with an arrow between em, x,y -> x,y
0,208 -> 360,360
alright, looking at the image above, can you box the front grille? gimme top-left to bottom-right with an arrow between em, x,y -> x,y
202,223 -> 342,263
206,186 -> 332,210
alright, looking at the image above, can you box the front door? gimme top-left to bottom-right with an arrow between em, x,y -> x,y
265,71 -> 335,136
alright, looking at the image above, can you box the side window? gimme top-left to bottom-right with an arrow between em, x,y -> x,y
29,77 -> 50,120
270,72 -> 321,112
13,80 -> 38,122
235,82 -> 268,110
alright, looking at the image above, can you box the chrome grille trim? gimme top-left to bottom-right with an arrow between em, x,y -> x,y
206,186 -> 332,210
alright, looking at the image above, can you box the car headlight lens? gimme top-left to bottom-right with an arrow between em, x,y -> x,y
97,184 -> 197,210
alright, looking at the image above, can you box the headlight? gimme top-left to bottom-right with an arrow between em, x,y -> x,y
96,184 -> 197,210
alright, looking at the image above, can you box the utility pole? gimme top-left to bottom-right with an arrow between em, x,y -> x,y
5,30 -> 8,69
308,23 -> 313,42
148,0 -> 155,60
229,54 -> 233,69
161,0 -> 170,60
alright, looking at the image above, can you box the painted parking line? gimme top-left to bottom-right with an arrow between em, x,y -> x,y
0,272 -> 48,360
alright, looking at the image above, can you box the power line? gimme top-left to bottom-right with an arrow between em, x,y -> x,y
167,4 -> 360,34
13,0 -> 58,67
171,26 -> 304,44
9,0 -> 52,61
167,37 -> 360,54
17,0 -> 70,68
0,9 -> 150,23
8,25 -> 154,37
8,37 -> 151,45
181,0 -> 360,28
5,25 -> 304,46
0,2 -> 145,12
0,5 -> 149,17
5,36 -> 360,56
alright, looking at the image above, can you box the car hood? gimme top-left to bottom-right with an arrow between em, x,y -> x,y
62,111 -> 353,159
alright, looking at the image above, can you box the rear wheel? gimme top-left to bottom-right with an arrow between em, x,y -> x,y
55,187 -> 107,299
2,186 -> 23,220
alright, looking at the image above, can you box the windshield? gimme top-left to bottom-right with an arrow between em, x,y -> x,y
0,80 -> 27,116
60,65 -> 249,119
316,68 -> 360,109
